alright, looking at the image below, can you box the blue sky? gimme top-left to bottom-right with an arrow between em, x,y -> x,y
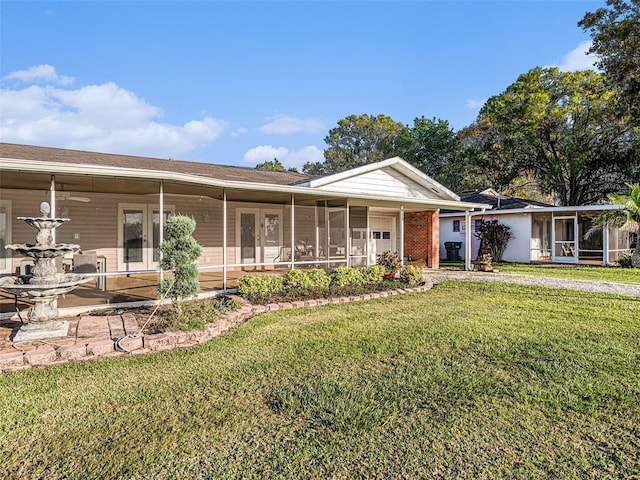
1,1 -> 600,170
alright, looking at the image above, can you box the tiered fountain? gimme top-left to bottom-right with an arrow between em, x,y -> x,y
0,202 -> 92,341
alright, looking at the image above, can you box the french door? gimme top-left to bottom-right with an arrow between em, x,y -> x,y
236,208 -> 283,265
118,203 -> 173,271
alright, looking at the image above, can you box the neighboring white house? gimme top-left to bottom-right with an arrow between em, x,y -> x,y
440,189 -> 635,266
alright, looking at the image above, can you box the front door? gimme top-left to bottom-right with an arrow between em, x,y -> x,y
369,216 -> 395,264
553,216 -> 578,263
237,208 -> 283,265
118,204 -> 173,271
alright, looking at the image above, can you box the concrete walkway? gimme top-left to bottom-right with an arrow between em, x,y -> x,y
427,269 -> 640,297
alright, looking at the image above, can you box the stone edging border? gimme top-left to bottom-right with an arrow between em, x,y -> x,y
1,282 -> 433,373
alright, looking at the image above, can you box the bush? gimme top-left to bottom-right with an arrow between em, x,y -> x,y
307,268 -> 331,290
377,251 -> 402,274
330,266 -> 365,287
617,253 -> 633,268
238,275 -> 283,299
399,265 -> 423,286
360,265 -> 385,284
283,269 -> 312,291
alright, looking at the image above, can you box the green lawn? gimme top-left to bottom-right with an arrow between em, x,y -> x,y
495,263 -> 640,284
1,282 -> 639,478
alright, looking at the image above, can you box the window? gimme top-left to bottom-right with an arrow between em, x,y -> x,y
453,220 -> 460,232
382,231 -> 391,240
372,231 -> 381,239
473,219 -> 483,232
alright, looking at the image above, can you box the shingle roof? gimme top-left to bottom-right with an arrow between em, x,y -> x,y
440,189 -> 554,213
456,189 -> 553,209
0,143 -> 312,186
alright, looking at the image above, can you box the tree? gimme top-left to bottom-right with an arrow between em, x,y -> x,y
474,220 -> 513,262
580,0 -> 640,124
255,158 -> 298,172
157,215 -> 203,316
396,116 -> 463,187
303,114 -> 406,175
471,67 -> 637,205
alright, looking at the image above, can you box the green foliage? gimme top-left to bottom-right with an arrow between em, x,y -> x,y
147,297 -> 242,333
158,215 -> 203,304
282,269 -> 312,291
399,264 -> 423,286
360,264 -> 385,284
329,266 -> 365,287
580,0 -> 640,125
610,183 -> 640,267
237,275 -> 283,299
306,268 -> 331,290
255,158 -> 298,172
396,116 -> 463,187
616,253 -> 633,268
303,114 -> 407,175
376,250 -> 402,274
469,67 -> 637,205
474,220 -> 513,262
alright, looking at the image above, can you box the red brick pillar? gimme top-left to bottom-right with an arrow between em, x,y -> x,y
403,210 -> 439,268
427,210 -> 439,269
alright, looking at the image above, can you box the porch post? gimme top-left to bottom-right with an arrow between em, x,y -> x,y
346,199 -> 350,267
602,225 -> 609,265
50,175 -> 56,243
464,210 -> 472,271
366,206 -> 371,266
400,204 -> 405,265
223,188 -> 227,290
159,180 -> 164,281
291,194 -> 295,270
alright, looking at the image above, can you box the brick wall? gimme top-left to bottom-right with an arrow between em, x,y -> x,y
404,210 -> 439,268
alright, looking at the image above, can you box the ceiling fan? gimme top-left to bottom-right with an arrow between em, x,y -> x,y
56,191 -> 91,203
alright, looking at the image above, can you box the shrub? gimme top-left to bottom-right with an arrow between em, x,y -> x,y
360,265 -> 385,284
283,269 -> 312,291
307,268 -> 331,290
238,275 -> 283,299
399,264 -> 423,286
617,253 -> 633,268
157,215 -> 203,317
377,251 -> 402,274
330,266 -> 365,287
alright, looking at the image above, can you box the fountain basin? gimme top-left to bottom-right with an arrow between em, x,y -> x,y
6,244 -> 80,258
0,273 -> 93,296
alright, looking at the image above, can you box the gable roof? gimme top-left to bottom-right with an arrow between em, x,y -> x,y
0,143 -> 310,186
301,157 -> 460,202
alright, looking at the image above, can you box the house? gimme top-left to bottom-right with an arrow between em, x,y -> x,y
440,188 -> 634,267
0,143 -> 484,315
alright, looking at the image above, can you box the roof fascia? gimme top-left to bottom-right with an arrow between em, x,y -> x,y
439,204 -> 623,217
1,158 -> 482,210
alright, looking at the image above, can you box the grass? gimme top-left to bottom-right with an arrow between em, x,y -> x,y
1,281 -> 639,478
495,263 -> 640,284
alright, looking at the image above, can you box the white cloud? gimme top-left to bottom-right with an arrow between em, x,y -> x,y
466,98 -> 487,110
0,66 -> 227,158
2,64 -> 74,85
231,127 -> 249,137
243,144 -> 323,170
553,40 -> 599,72
259,115 -> 325,134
